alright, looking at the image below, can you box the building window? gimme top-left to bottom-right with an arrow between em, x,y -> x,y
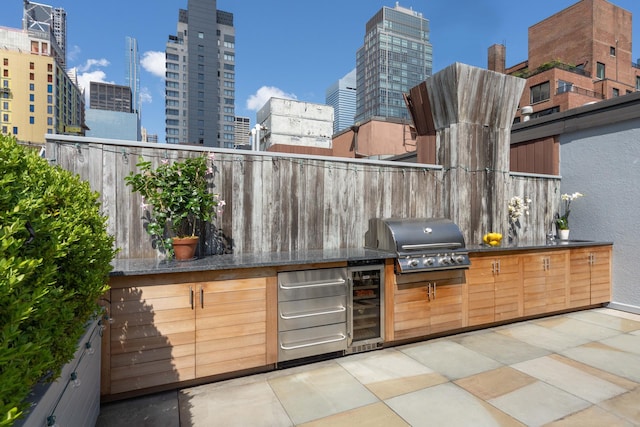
30,62 -> 35,70
3,58 -> 8,66
610,46 -> 616,56
29,83 -> 35,91
29,73 -> 34,80
13,126 -> 18,134
2,102 -> 8,110
636,76 -> 640,90
47,84 -> 52,93
47,63 -> 52,72
530,81 -> 550,104
557,80 -> 573,94
47,117 -> 53,125
596,62 -> 605,79
198,32 -> 204,39
29,105 -> 34,112
3,70 -> 8,77
2,114 -> 8,122
612,88 -> 619,97
29,117 -> 35,124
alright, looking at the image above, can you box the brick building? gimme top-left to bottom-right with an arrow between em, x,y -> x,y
489,0 -> 640,122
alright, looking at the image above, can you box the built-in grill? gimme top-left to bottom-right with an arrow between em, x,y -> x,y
365,217 -> 470,273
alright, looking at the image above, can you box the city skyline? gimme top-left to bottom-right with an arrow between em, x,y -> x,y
3,0 -> 640,143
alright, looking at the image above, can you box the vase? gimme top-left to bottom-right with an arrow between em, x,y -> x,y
558,229 -> 570,240
172,236 -> 199,260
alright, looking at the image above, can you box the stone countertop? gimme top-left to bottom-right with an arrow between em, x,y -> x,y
467,239 -> 613,253
110,247 -> 393,276
110,241 -> 612,277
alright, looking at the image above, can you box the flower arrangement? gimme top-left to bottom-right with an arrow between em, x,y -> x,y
508,195 -> 532,222
125,152 -> 225,256
508,195 -> 532,244
555,192 -> 583,230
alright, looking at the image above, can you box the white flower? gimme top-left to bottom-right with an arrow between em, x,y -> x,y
508,196 -> 531,222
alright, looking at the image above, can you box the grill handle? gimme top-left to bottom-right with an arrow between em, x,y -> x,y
401,242 -> 463,251
279,279 -> 346,290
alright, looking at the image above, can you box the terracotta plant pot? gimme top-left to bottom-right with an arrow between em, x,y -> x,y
172,236 -> 199,260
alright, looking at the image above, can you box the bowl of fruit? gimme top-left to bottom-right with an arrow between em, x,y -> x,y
482,232 -> 503,247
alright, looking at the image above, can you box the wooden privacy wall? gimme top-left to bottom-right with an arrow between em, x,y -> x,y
47,137 -> 560,259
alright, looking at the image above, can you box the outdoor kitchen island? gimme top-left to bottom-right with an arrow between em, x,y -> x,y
101,240 -> 612,401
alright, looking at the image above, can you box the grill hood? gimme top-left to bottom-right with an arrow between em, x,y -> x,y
364,217 -> 470,273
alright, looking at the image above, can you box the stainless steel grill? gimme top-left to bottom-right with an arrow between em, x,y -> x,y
364,217 -> 470,273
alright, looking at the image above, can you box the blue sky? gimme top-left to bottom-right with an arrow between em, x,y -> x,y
3,0 -> 640,142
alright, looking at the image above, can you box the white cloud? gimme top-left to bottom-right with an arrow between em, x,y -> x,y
139,87 -> 152,104
67,45 -> 81,62
77,58 -> 110,73
141,51 -> 166,78
246,86 -> 297,111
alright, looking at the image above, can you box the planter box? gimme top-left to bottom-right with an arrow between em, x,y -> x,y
15,319 -> 102,427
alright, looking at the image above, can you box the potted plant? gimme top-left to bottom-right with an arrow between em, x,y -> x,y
125,152 -> 224,259
555,192 -> 584,240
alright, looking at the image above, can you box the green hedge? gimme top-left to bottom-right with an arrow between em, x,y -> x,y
0,135 -> 116,425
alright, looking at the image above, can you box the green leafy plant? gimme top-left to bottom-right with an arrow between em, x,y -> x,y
124,153 -> 224,256
0,135 -> 116,425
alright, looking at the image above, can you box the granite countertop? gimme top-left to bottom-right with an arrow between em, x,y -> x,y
110,247 -> 393,276
110,240 -> 612,276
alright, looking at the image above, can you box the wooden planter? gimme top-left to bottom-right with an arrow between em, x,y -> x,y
15,319 -> 102,427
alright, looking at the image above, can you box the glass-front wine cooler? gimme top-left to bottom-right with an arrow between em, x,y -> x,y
347,262 -> 384,354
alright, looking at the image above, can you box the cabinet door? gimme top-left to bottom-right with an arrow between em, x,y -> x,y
494,255 -> 522,321
467,257 -> 497,326
523,251 -> 568,316
196,277 -> 268,378
569,248 -> 592,308
429,281 -> 463,334
393,280 -> 430,341
590,246 -> 612,304
545,251 -> 569,313
109,284 -> 196,394
393,271 -> 464,340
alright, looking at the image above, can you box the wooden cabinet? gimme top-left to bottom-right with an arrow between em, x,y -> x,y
467,254 -> 522,326
104,272 -> 276,396
570,246 -> 612,306
393,270 -> 464,341
522,251 -> 569,316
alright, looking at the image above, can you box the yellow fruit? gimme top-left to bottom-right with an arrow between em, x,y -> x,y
489,240 -> 500,246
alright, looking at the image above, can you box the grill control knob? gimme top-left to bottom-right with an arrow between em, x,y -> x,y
409,259 -> 419,267
424,257 -> 435,266
439,257 -> 450,265
454,255 -> 466,264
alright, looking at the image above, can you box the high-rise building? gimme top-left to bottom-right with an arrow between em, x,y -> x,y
89,82 -> 132,113
125,36 -> 140,117
165,1 -> 236,147
326,69 -> 356,135
355,3 -> 432,124
23,0 -> 66,69
0,26 -> 85,143
234,116 -> 250,148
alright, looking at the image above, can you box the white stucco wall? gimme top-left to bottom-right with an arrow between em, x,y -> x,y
559,118 -> 640,312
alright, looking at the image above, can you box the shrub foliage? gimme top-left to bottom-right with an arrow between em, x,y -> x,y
0,135 -> 116,425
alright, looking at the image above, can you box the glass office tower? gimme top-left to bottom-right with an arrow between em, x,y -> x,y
355,3 -> 432,124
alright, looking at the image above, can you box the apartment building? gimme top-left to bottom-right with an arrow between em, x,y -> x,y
489,0 -> 640,122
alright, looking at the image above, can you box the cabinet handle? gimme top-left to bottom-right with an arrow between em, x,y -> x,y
497,260 -> 501,274
590,253 -> 596,265
491,261 -> 496,274
200,286 -> 204,309
432,282 -> 437,299
189,286 -> 194,310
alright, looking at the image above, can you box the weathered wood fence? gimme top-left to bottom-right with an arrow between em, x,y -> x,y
46,136 -> 559,259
